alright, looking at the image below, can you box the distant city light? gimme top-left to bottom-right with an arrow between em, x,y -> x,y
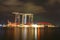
24,25 -> 30,27
0,12 -> 55,27
32,24 -> 38,27
0,24 -> 3,27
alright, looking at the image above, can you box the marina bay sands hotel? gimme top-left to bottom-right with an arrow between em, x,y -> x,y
8,12 -> 55,27
12,12 -> 33,25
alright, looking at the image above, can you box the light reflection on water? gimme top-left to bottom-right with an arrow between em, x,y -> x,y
0,27 -> 39,40
0,26 -> 60,40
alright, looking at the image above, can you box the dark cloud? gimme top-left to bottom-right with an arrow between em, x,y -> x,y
23,2 -> 46,13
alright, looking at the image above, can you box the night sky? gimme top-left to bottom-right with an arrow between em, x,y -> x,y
0,0 -> 60,25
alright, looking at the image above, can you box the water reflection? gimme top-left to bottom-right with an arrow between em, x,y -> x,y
0,27 -> 60,40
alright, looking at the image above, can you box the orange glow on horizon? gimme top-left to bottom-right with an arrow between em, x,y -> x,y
7,20 -> 55,27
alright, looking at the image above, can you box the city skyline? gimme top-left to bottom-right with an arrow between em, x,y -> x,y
0,0 -> 60,25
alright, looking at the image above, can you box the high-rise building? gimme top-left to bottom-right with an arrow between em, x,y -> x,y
12,12 -> 33,24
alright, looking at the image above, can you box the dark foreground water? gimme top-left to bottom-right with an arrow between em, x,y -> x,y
0,27 -> 60,40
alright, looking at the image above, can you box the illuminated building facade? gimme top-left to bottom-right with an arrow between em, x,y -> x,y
12,12 -> 33,25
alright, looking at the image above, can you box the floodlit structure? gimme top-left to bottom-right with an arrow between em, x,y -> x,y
12,12 -> 33,25
7,12 -> 55,27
